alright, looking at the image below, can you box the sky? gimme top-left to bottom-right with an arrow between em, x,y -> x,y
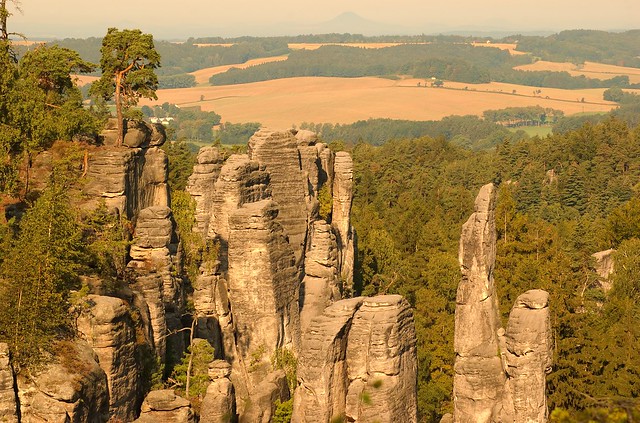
8,0 -> 640,40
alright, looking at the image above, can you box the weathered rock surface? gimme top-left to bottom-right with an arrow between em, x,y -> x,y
186,146 -> 224,237
0,343 -> 18,422
592,248 -> 615,292
248,129 -> 309,262
504,290 -> 553,423
76,295 -> 141,421
17,340 -> 109,422
200,360 -> 237,423
128,206 -> 183,363
299,220 -> 341,332
241,370 -> 290,423
453,183 -> 552,423
293,295 -> 417,423
86,121 -> 169,219
228,199 -> 300,393
332,151 -> 356,293
135,390 -> 195,423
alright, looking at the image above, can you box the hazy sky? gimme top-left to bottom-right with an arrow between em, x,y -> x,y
8,0 -> 640,39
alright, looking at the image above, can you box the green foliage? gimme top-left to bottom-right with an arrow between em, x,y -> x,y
302,116 -> 514,150
162,140 -> 196,191
171,339 -> 215,409
146,103 -> 221,142
213,122 -> 261,145
272,398 -> 293,423
317,183 -> 333,221
90,28 -> 160,145
0,173 -> 83,369
271,348 -> 297,393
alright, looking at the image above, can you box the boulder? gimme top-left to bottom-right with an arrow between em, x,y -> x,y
135,390 -> 194,423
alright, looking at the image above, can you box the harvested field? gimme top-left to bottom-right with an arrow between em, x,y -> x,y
288,42 -> 428,50
140,76 -> 616,128
188,55 -> 289,85
515,60 -> 640,83
470,42 -> 527,55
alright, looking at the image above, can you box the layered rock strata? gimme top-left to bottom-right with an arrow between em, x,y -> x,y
453,183 -> 553,423
76,295 -> 141,421
227,199 -> 300,390
128,205 -> 183,362
248,129 -> 310,263
85,120 -> 169,219
293,295 -> 418,423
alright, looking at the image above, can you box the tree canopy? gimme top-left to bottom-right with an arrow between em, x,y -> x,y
90,27 -> 160,146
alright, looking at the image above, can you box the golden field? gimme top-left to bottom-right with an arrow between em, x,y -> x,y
139,76 -> 616,128
515,60 -> 640,84
188,56 -> 289,85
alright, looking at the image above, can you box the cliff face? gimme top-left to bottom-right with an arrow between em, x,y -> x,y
292,295 -> 418,423
185,128 -> 417,421
4,125 -> 419,422
453,183 -> 553,423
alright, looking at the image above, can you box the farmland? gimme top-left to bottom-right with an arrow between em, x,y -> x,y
140,76 -> 616,128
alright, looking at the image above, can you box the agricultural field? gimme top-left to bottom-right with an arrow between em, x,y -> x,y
188,55 -> 289,84
515,60 -> 640,83
140,76 -> 616,128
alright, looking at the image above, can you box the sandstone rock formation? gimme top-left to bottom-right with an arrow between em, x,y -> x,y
293,295 -> 418,423
0,343 -> 18,422
248,129 -> 310,263
332,151 -> 356,293
200,360 -> 236,423
228,199 -> 300,391
17,340 -> 109,422
135,390 -> 195,423
453,183 -> 553,423
241,370 -> 290,423
76,295 -> 141,421
592,248 -> 615,292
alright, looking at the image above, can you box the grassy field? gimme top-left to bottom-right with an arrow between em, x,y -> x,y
508,125 -> 553,137
139,76 -> 616,128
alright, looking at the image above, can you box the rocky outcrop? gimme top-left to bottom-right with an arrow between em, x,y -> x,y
186,147 -> 225,237
200,360 -> 237,423
503,290 -> 553,423
592,249 -> 615,292
227,199 -> 300,393
85,120 -> 169,220
76,295 -> 141,421
454,183 -> 507,421
128,206 -> 183,363
241,370 -> 290,423
135,390 -> 194,423
17,340 -> 109,422
453,183 -> 552,423
0,343 -> 18,422
332,151 -> 356,293
248,129 -> 309,263
293,295 -> 417,423
299,220 -> 341,332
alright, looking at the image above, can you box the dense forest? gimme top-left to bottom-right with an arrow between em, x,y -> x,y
346,117 -> 640,421
515,29 -> 640,68
209,43 -> 634,89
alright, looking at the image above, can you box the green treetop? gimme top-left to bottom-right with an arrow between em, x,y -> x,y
90,28 -> 160,146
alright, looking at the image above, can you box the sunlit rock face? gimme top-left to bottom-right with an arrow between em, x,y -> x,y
292,295 -> 418,423
453,183 -> 552,423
